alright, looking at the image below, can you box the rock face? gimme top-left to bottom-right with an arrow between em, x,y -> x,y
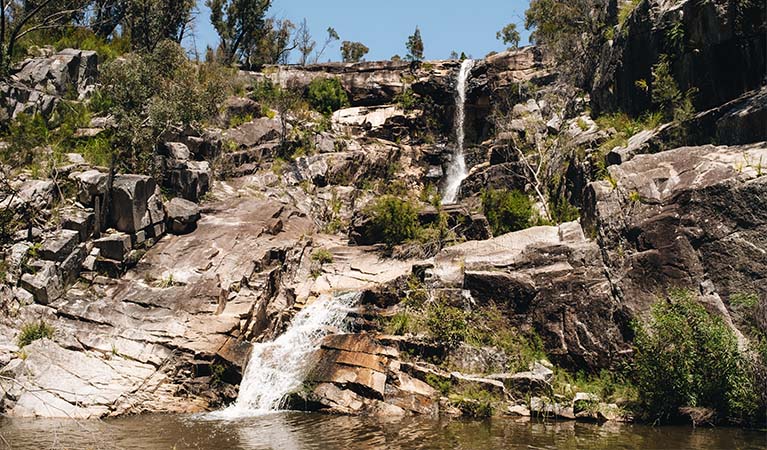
592,0 -> 766,116
583,142 -> 767,315
166,198 -> 201,235
296,333 -> 438,416
259,60 -> 414,106
1,178 -> 316,418
0,49 -> 98,121
428,222 -> 632,370
110,175 -> 165,234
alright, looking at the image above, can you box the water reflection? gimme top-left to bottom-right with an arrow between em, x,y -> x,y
0,413 -> 765,450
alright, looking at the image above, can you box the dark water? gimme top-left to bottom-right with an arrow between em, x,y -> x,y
0,413 -> 765,450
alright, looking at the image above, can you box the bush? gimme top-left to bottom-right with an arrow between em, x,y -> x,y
306,77 -> 349,115
632,290 -> 758,424
0,113 -> 50,168
51,27 -> 131,62
481,189 -> 534,236
310,248 -> 334,265
368,196 -> 419,246
426,298 -> 470,348
395,88 -> 418,111
99,41 -> 230,173
17,320 -> 55,347
450,389 -> 495,418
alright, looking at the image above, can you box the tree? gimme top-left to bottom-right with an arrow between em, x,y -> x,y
449,50 -> 459,59
405,26 -> 424,61
496,23 -> 521,49
249,17 -> 295,67
313,26 -> 338,63
340,41 -> 368,63
99,40 -> 228,172
0,0 -> 86,75
89,0 -> 126,39
123,0 -> 195,53
295,18 -> 314,66
206,0 -> 271,66
524,0 -> 610,88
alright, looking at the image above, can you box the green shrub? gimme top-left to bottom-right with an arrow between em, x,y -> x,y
306,77 -> 349,115
426,298 -> 470,348
450,389 -> 495,418
481,189 -> 534,236
387,311 -> 415,336
1,113 -> 50,168
395,88 -> 418,111
70,133 -> 114,167
464,305 -> 546,372
17,320 -> 55,347
618,0 -> 642,27
51,27 -> 131,62
632,290 -> 758,423
548,197 -> 580,224
99,41 -> 230,173
368,196 -> 419,246
425,373 -> 452,396
228,113 -> 254,129
311,248 -> 334,265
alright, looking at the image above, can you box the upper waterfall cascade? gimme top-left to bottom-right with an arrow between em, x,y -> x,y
213,292 -> 360,417
442,59 -> 475,204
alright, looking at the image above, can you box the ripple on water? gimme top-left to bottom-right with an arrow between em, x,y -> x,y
1,413 -> 766,450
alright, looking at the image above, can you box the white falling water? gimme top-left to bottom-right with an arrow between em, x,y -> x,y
442,59 -> 475,204
213,292 -> 359,418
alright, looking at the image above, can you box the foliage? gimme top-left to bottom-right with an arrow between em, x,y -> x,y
425,373 -> 452,396
17,320 -> 55,347
0,0 -> 85,75
367,195 -> 419,246
228,113 -> 254,129
99,41 -> 230,173
496,23 -> 521,49
481,189 -> 534,236
450,389 -> 495,418
405,26 -> 424,61
1,113 -> 50,168
524,0 -> 610,88
310,248 -> 334,265
548,196 -> 580,224
464,304 -> 546,372
387,311 -> 417,336
593,111 -> 662,179
210,362 -> 227,387
22,27 -> 131,63
425,298 -> 470,348
314,27 -> 340,64
306,77 -> 349,115
730,292 -> 759,309
123,0 -> 195,53
395,88 -> 418,111
71,132 -> 114,167
250,18 -> 296,66
206,0 -> 272,66
340,41 -> 369,63
295,18 -> 315,66
632,290 -> 759,424
650,54 -> 697,124
617,0 -> 642,28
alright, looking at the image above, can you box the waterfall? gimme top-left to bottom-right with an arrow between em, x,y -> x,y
213,292 -> 359,418
442,59 -> 475,204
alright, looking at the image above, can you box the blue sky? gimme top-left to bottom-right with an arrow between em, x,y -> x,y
188,0 -> 531,62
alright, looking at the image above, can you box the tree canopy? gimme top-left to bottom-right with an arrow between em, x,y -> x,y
406,26 -> 424,61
